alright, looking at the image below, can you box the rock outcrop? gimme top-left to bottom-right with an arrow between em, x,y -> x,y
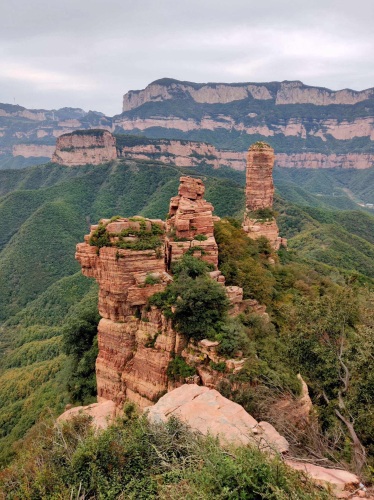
52,130 -> 117,166
165,176 -> 218,270
123,79 -> 374,111
146,384 -> 289,453
57,400 -> 117,430
242,142 -> 284,250
75,178 -> 239,407
147,384 -> 364,498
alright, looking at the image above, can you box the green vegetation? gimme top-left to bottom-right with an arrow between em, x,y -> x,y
248,207 -> 276,221
0,158 -> 373,480
0,414 -> 329,499
89,218 -> 164,251
167,356 -> 196,380
149,255 -> 229,341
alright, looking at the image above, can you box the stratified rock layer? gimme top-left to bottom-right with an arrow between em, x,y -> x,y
242,143 -> 284,249
166,176 -> 218,269
52,130 -> 117,166
75,179 -> 230,407
245,143 -> 275,211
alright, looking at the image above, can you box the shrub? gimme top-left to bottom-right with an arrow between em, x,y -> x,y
167,356 -> 196,380
210,361 -> 226,372
194,234 -> 208,241
144,273 -> 161,285
0,414 -> 330,499
171,254 -> 213,278
248,208 -> 276,221
150,275 -> 229,341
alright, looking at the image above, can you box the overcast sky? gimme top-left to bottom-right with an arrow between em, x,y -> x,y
1,0 -> 373,116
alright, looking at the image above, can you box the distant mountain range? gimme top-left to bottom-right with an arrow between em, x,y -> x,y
0,78 -> 373,170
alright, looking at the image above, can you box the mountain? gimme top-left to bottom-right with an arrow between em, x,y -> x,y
0,104 -> 112,169
115,78 -> 374,168
1,78 -> 374,170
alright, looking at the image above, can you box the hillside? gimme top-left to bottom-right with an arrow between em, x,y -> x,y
0,158 -> 373,469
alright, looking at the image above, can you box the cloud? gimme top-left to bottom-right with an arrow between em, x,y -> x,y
0,63 -> 96,92
0,0 -> 372,114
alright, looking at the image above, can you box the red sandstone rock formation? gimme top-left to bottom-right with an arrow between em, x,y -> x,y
165,176 -> 219,269
242,142 -> 284,250
75,176 -> 271,408
52,129 -> 117,166
245,142 -> 275,211
75,179 -> 229,407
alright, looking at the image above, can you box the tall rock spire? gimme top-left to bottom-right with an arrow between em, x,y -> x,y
243,142 -> 285,250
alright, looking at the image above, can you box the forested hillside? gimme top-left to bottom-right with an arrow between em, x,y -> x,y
0,158 -> 373,475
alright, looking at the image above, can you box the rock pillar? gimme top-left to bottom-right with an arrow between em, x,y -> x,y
243,142 -> 285,250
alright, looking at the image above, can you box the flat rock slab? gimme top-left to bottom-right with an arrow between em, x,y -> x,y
57,400 -> 116,430
146,384 -> 288,453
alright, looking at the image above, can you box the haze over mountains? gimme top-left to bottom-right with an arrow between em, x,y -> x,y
1,78 -> 374,171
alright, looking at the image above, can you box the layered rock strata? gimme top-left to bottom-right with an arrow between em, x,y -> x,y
165,176 -> 218,270
75,178 -> 241,407
123,79 -> 374,111
242,143 -> 284,250
52,129 -> 117,166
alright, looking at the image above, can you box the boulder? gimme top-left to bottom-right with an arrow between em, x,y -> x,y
57,400 -> 116,430
146,384 -> 288,453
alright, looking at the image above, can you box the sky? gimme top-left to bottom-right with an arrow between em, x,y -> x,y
1,0 -> 373,116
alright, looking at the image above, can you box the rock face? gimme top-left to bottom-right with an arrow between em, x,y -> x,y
165,176 -> 218,270
75,178 -> 239,407
116,78 -> 374,170
146,384 -> 289,453
75,216 -> 176,407
123,79 -> 374,111
57,400 -> 117,430
245,142 -> 275,211
242,143 -> 284,250
52,130 -> 117,166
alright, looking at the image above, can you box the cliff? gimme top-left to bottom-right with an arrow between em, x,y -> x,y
52,129 -> 117,166
75,177 -> 247,407
2,76 -> 374,170
116,78 -> 374,169
123,79 -> 374,110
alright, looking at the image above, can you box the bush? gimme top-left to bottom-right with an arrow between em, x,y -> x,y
150,275 -> 229,341
0,414 -> 330,499
210,361 -> 226,372
144,273 -> 161,285
194,234 -> 208,241
171,254 -> 213,278
167,356 -> 196,380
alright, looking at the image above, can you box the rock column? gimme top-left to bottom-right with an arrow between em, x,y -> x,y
243,142 -> 284,249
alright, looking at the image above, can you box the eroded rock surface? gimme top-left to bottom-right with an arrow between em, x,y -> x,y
75,179 -> 239,407
242,142 -> 284,249
57,400 -> 116,430
166,176 -> 218,269
52,129 -> 117,166
146,384 -> 289,453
